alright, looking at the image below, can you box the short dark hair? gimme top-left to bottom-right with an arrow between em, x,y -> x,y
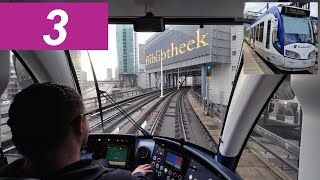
8,82 -> 84,159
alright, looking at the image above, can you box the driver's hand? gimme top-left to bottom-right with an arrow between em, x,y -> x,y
132,164 -> 152,176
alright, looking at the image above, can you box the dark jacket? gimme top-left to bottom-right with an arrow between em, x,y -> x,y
0,158 -> 146,180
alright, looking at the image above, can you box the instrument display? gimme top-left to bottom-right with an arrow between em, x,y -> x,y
165,152 -> 183,170
106,144 -> 128,167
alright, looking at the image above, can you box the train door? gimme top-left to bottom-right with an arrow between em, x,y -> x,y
265,20 -> 271,61
266,20 -> 271,49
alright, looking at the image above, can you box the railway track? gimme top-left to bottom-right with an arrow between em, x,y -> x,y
89,89 -> 175,133
149,88 -> 216,151
2,89 -> 175,154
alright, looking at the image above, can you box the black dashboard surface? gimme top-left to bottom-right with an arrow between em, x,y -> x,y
81,134 -> 241,180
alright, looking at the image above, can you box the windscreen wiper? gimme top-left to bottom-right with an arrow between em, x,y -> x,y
86,50 -> 150,136
99,90 -> 151,136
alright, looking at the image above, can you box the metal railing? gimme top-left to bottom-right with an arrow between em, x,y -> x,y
190,88 -> 299,174
0,88 -> 159,128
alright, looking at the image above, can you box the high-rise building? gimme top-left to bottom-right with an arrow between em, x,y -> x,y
76,70 -> 87,90
138,44 -> 146,73
70,50 -> 88,90
139,44 -> 146,64
12,55 -> 34,89
1,56 -> 21,100
115,67 -> 119,80
69,50 -> 82,71
116,25 -> 137,87
106,68 -> 112,80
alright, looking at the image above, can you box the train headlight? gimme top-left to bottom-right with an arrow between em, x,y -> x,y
285,50 -> 301,59
308,50 -> 316,59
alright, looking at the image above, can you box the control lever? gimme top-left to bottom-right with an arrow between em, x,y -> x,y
143,164 -> 156,180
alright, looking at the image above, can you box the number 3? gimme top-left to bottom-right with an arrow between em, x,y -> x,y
43,9 -> 68,46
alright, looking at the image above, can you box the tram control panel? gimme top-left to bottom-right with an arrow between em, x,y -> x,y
81,134 -> 241,180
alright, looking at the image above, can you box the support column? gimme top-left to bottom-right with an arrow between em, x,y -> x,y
177,69 -> 180,90
172,74 -> 175,87
155,72 -> 158,88
148,73 -> 151,89
291,75 -> 320,180
201,64 -> 206,99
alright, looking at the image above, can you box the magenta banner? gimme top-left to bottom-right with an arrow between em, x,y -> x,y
0,2 -> 108,50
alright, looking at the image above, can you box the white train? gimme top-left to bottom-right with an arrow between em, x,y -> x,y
245,6 -> 316,71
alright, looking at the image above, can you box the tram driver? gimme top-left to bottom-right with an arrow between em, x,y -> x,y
0,83 -> 152,179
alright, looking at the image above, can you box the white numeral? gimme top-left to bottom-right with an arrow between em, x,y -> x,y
43,9 -> 69,46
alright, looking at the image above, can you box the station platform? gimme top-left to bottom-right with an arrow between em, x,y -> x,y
243,42 -> 274,74
186,90 -> 288,180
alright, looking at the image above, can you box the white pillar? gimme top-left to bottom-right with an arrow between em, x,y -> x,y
160,56 -> 163,97
291,75 -> 320,180
177,68 -> 180,90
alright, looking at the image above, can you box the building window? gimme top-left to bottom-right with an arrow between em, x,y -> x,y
232,66 -> 237,71
232,35 -> 236,40
232,51 -> 236,56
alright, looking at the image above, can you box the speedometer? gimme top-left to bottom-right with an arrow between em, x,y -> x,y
138,146 -> 149,159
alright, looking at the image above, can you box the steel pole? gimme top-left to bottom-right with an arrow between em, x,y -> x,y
160,57 -> 163,97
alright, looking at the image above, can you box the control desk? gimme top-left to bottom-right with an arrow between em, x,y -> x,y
81,134 -> 241,180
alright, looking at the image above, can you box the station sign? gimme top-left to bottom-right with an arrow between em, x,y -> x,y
0,2 -> 108,50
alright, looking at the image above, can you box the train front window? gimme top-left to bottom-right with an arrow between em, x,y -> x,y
69,24 -> 242,153
282,15 -> 314,45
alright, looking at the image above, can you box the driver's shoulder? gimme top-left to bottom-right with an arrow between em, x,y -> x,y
0,157 -> 28,177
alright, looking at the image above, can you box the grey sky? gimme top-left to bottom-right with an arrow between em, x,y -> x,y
81,25 -> 154,80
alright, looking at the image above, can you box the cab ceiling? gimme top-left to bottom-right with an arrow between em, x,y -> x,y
108,0 -> 245,19
7,0 -> 246,24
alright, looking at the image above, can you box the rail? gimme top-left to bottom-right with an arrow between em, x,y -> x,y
190,88 -> 299,173
90,88 -> 173,132
177,90 -> 187,141
0,88 -> 158,127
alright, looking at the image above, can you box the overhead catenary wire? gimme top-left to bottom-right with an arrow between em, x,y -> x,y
100,91 -> 151,136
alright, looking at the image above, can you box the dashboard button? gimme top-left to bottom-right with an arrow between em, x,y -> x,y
156,163 -> 159,169
189,174 -> 193,180
178,175 -> 182,180
153,156 -> 157,160
164,168 -> 168,173
166,176 -> 171,180
158,172 -> 162,177
157,158 -> 161,162
173,173 -> 177,177
160,166 -> 163,170
168,170 -> 172,175
152,162 -> 155,165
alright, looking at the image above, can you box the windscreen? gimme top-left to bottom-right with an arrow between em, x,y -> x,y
70,24 -> 242,153
282,15 -> 314,45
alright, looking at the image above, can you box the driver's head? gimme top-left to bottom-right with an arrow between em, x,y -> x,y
8,82 -> 89,161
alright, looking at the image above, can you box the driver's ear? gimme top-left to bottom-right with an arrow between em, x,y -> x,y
71,114 -> 84,134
